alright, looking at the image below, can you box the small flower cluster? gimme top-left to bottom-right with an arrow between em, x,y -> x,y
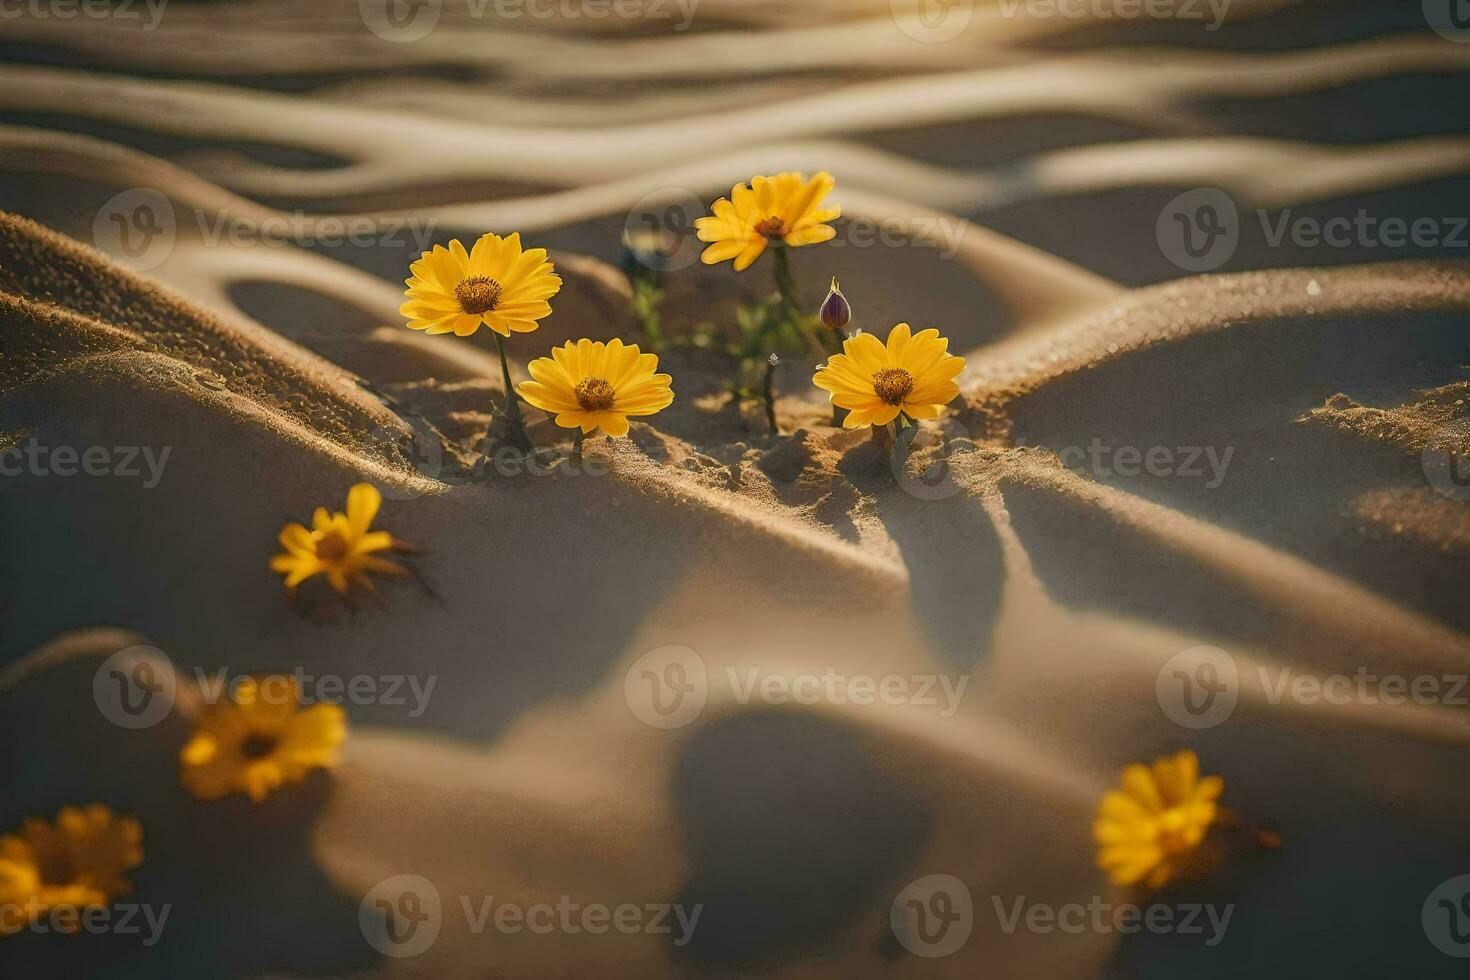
3,670 -> 347,941
401,231 -> 675,444
685,172 -> 968,445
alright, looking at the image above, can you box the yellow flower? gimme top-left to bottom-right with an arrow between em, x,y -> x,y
0,804 -> 143,937
812,323 -> 966,428
517,338 -> 674,438
694,171 -> 841,271
400,232 -> 561,338
180,675 -> 348,803
270,483 -> 406,595
1094,750 -> 1224,888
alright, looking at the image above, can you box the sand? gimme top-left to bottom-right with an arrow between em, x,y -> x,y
2,1 -> 1470,977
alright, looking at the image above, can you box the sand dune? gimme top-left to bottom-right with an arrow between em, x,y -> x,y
4,1 -> 1470,977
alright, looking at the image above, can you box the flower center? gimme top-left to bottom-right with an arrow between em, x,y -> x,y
1155,807 -> 1192,848
316,530 -> 350,562
755,216 -> 787,237
455,275 -> 503,315
240,732 -> 281,760
871,367 -> 914,406
36,849 -> 77,887
574,378 -> 616,412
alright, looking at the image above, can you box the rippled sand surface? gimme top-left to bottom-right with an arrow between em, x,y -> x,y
2,1 -> 1469,977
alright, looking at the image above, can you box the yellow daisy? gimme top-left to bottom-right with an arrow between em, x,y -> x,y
694,171 -> 841,271
180,675 -> 347,804
400,232 -> 561,338
1094,749 -> 1224,889
812,323 -> 966,428
0,804 -> 143,937
270,483 -> 406,595
517,338 -> 674,438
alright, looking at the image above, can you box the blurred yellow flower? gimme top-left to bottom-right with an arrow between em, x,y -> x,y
1094,749 -> 1223,888
400,232 -> 561,338
517,338 -> 674,438
270,483 -> 406,595
180,675 -> 347,804
695,171 -> 840,271
0,804 -> 142,937
812,323 -> 966,428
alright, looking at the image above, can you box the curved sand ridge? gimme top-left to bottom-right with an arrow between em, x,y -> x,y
4,36 -> 1470,198
0,0 -> 1302,78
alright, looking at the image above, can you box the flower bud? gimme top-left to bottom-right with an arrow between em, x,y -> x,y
818,277 -> 851,333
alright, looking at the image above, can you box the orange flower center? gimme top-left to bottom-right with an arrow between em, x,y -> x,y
755,216 -> 787,237
240,732 -> 281,760
37,849 -> 76,887
316,530 -> 350,562
872,367 -> 914,406
455,275 -> 503,315
574,377 -> 616,412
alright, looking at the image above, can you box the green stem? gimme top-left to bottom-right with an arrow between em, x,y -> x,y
572,427 -> 584,459
772,244 -> 802,316
494,333 -> 530,450
890,414 -> 916,478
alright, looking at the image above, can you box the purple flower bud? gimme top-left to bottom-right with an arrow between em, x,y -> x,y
818,277 -> 851,333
